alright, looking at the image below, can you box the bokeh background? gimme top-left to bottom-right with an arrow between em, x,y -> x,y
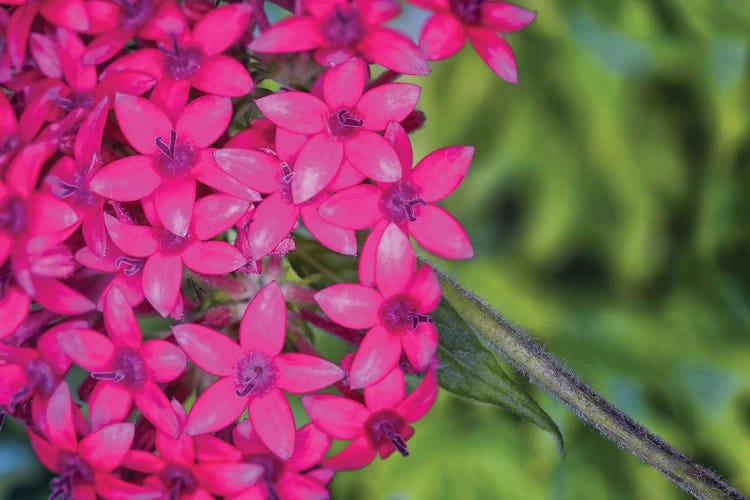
2,0 -> 750,498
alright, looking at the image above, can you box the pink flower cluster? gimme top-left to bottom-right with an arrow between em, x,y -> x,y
0,0 -> 534,498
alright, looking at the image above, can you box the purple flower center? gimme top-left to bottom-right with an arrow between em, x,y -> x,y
160,464 -> 199,499
48,156 -> 102,209
51,452 -> 94,500
155,129 -> 198,177
158,228 -> 190,254
378,295 -> 433,332
0,196 -> 27,235
0,133 -> 19,157
232,351 -> 279,398
115,256 -> 146,276
364,410 -> 409,457
91,347 -> 147,390
250,454 -> 284,484
160,40 -> 203,80
379,181 -> 427,224
51,91 -> 95,113
112,0 -> 155,30
321,5 -> 365,47
326,109 -> 364,140
9,359 -> 58,411
450,0 -> 485,25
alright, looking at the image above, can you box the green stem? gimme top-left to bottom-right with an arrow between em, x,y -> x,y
436,269 -> 745,500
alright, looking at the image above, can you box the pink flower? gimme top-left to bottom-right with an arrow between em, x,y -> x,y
255,57 -> 420,203
303,368 -> 438,469
412,0 -> 536,82
58,286 -> 187,437
74,240 -> 146,310
315,224 -> 441,388
230,421 -> 333,499
90,93 -> 250,237
173,281 -> 344,459
102,193 -> 249,317
319,121 -> 474,261
250,0 -> 429,75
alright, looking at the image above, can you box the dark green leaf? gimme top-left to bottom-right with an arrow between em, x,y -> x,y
288,234 -> 359,288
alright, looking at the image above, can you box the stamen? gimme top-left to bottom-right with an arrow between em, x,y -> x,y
407,312 -> 433,330
404,198 -> 427,222
45,176 -> 78,199
8,386 -> 31,412
115,256 -> 145,276
0,411 -> 5,431
155,129 -> 177,158
388,431 -> 410,457
280,162 -> 294,184
90,370 -> 126,382
49,476 -> 72,500
336,109 -> 364,128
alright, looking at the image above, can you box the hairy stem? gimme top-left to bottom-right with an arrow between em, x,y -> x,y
436,269 -> 745,500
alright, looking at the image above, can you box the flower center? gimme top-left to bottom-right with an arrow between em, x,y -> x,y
160,40 -> 203,80
277,161 -> 295,203
155,129 -> 197,177
250,454 -> 284,485
160,464 -> 199,499
363,410 -> 409,457
0,196 -> 27,235
378,295 -> 432,333
379,181 -> 427,225
232,351 -> 279,398
47,155 -> 102,209
51,452 -> 94,500
450,0 -> 485,25
91,347 -> 147,390
0,133 -> 19,157
112,0 -> 155,30
115,256 -> 146,276
326,109 -> 364,140
26,359 -> 58,398
321,5 -> 365,47
157,228 -> 190,255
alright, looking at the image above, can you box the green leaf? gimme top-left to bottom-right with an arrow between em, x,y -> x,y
435,298 -> 565,453
287,234 -> 359,288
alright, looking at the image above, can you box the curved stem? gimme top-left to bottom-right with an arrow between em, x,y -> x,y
436,269 -> 745,500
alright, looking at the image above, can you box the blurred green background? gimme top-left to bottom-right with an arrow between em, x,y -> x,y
3,0 -> 750,498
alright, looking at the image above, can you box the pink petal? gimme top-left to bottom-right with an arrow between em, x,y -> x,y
103,214 -> 157,258
402,322 -> 438,371
133,380 -> 180,438
0,91 -> 18,137
193,463 -> 264,496
103,286 -> 142,350
275,353 -> 344,394
82,205 -> 107,258
114,93 -> 172,155
358,220 -> 388,287
7,143 -> 56,198
419,12 -> 465,60
192,55 -> 254,97
481,2 -> 537,32
397,369 -> 438,423
300,202 -> 358,256
141,340 -> 186,383
375,223 -> 415,297
323,57 -> 367,109
468,28 -> 518,83
30,33 -> 62,79
275,128 -> 308,162
121,450 -> 163,474
142,253 -> 183,318
96,70 -> 158,105
359,0 -> 401,24
89,156 -> 160,202
323,436 -> 376,470
357,83 -> 420,131
239,281 -> 287,355
192,194 -> 249,240
29,432 -> 62,473
82,28 -> 132,65
93,473 -> 162,500
149,78 -> 191,123
0,363 -> 27,406
275,473 -> 330,500
345,130 -> 401,182
325,159 -> 366,191
359,27 -> 430,75
314,284 -> 380,330
212,148 -> 279,194
406,265 -> 441,313
182,241 -> 246,275
186,378 -> 247,436
45,381 -> 77,452
58,328 -> 114,371
29,278 -> 96,315
89,381 -> 133,431
191,150 -> 262,202
249,388 -> 296,460
411,145 -> 474,202
57,28 -> 96,90
255,92 -> 328,135
191,435 -> 239,464
0,286 -> 30,340
154,177 -> 195,237
245,192 -> 298,259
176,95 -> 232,148
78,423 -> 134,471
286,424 -> 332,471
364,367 -> 405,412
25,192 -> 77,236
384,121 -> 413,175
292,134 -> 343,204
100,48 -> 164,80
317,184 -> 381,229
193,3 -> 252,56
349,326 -> 402,389
172,324 -> 241,377
301,394 -> 369,440
249,16 -> 323,53
409,204 -> 474,259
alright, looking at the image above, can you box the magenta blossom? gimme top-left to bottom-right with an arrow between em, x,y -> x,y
303,368 -> 438,469
411,0 -> 536,82
255,57 -> 420,203
74,240 -> 146,310
250,0 -> 429,75
173,281 -> 344,459
58,286 -> 187,437
315,224 -> 441,388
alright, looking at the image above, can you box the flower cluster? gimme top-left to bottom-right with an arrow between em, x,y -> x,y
0,0 -> 534,498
